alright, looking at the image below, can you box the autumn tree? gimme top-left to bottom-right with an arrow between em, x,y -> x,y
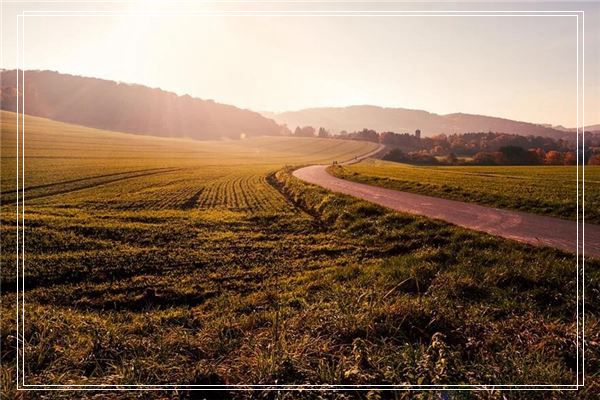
545,151 -> 563,165
589,155 -> 600,165
563,151 -> 577,165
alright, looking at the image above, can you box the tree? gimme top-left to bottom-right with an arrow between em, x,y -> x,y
473,152 -> 497,165
383,148 -> 406,163
280,124 -> 292,136
589,155 -> 600,165
498,146 -> 538,165
545,150 -> 563,165
493,152 -> 508,165
318,127 -> 329,138
432,145 -> 444,156
446,153 -> 458,164
533,148 -> 546,160
563,151 -> 577,165
527,149 -> 543,164
302,126 -> 316,137
350,129 -> 379,143
409,153 -> 439,165
294,126 -> 315,137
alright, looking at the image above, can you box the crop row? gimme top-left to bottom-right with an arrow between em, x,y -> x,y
195,174 -> 289,212
24,168 -> 292,213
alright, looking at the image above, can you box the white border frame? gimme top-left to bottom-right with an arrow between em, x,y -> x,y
3,1 -> 586,393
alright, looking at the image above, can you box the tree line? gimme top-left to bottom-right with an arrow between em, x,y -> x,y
384,146 -> 583,166
289,125 -> 600,166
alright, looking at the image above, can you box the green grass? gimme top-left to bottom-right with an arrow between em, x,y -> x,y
1,111 -> 598,398
329,159 -> 600,223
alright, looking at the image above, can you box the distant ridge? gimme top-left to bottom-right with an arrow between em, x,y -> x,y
0,70 -> 283,140
267,105 -> 575,140
568,124 -> 600,133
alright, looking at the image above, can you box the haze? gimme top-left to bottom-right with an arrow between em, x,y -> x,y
2,1 -> 599,128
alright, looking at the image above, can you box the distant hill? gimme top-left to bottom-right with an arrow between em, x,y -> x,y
587,124 -> 600,132
267,105 -> 574,140
543,123 -> 600,133
570,124 -> 600,133
0,70 -> 283,140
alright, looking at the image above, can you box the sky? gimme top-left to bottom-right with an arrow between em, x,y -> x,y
1,1 -> 599,127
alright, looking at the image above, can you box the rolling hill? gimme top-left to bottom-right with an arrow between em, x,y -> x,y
266,105 -> 574,140
1,70 -> 584,142
0,70 -> 284,140
0,110 -> 377,193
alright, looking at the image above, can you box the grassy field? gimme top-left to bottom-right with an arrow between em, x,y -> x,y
1,111 -> 598,398
329,159 -> 600,223
0,111 -> 376,198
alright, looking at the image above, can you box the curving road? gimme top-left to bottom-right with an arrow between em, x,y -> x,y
293,160 -> 600,258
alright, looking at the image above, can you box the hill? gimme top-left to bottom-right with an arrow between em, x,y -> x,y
0,70 -> 284,140
268,105 -> 573,140
586,124 -> 600,132
548,124 -> 600,133
0,110 -> 377,194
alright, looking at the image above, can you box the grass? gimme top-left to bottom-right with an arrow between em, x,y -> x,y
1,111 -> 377,194
1,111 -> 598,398
329,158 -> 600,223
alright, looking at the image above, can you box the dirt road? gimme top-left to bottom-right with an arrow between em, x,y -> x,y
293,164 -> 600,258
